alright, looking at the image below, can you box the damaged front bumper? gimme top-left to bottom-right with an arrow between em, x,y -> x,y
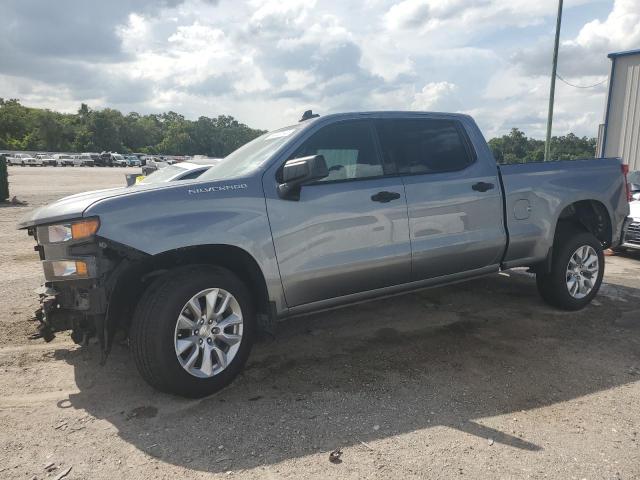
33,279 -> 109,346
27,219 -> 117,355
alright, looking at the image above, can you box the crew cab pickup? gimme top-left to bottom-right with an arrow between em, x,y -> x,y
18,112 -> 631,397
8,153 -> 41,166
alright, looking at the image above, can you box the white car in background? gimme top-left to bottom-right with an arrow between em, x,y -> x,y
35,154 -> 58,166
111,153 -> 128,167
76,153 -> 95,167
133,158 -> 221,185
53,154 -> 75,167
7,153 -> 41,166
619,194 -> 640,251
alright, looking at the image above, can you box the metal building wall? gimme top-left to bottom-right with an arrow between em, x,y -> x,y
599,50 -> 640,170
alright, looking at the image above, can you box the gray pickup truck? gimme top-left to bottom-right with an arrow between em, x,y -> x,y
19,111 -> 631,397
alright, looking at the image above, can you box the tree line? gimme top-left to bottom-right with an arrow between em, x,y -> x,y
1,99 -> 597,161
488,127 -> 596,164
0,99 -> 265,157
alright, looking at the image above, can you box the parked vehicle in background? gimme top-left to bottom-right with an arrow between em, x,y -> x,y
53,154 -> 75,167
125,155 -> 141,167
616,171 -> 639,252
141,159 -> 169,176
110,153 -> 127,167
35,154 -> 57,166
97,152 -> 126,167
19,111 -> 631,398
7,153 -> 40,166
76,154 -> 95,167
629,170 -> 640,195
135,158 -> 220,185
98,152 -> 114,167
140,155 -> 155,166
618,198 -> 640,251
80,153 -> 101,166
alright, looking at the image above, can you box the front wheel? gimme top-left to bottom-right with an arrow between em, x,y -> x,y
130,265 -> 255,397
536,229 -> 604,310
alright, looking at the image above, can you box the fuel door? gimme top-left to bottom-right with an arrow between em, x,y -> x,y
513,199 -> 532,220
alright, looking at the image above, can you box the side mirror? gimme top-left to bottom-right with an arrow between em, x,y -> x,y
278,155 -> 328,199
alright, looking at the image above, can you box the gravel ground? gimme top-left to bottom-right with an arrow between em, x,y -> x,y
1,166 -> 639,480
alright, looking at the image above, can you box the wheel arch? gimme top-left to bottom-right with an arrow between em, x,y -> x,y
553,199 -> 613,248
106,244 -> 271,338
536,199 -> 613,274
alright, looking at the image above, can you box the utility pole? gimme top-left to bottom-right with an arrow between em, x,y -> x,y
544,0 -> 563,161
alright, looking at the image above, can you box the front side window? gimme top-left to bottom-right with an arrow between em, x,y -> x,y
291,120 -> 384,182
376,119 -> 474,175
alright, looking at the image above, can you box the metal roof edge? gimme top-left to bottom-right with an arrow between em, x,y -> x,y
608,49 -> 640,59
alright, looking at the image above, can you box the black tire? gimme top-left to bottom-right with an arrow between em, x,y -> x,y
130,265 -> 255,398
536,227 -> 604,310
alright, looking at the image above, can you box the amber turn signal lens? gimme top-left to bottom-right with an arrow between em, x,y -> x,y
75,260 -> 88,277
48,260 -> 89,278
71,218 -> 100,240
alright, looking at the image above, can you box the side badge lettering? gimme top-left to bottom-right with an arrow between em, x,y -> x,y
188,184 -> 248,195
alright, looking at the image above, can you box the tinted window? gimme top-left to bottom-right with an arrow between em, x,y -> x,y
291,121 -> 384,182
376,119 -> 474,174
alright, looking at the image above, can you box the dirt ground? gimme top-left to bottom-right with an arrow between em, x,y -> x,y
1,166 -> 639,480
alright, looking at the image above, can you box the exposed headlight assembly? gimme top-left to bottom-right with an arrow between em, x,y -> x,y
45,218 -> 100,243
43,260 -> 90,279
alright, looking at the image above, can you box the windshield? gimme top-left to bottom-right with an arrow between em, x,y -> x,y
628,170 -> 640,185
198,124 -> 304,181
139,164 -> 188,184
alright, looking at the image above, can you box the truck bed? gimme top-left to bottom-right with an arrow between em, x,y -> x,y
498,157 -> 628,268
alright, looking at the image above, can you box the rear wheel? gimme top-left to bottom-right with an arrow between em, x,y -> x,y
536,228 -> 604,310
130,265 -> 255,397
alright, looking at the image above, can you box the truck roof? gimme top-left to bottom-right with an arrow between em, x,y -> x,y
302,110 -> 474,125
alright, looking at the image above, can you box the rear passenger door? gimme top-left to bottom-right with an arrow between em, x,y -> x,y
265,120 -> 411,307
375,118 -> 506,280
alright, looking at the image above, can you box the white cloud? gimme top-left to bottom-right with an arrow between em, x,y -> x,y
0,0 -> 627,138
249,0 -> 315,32
411,81 -> 457,110
514,0 -> 640,77
282,70 -> 316,91
573,0 -> 640,52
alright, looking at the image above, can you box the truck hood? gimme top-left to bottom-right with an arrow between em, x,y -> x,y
17,183 -> 182,229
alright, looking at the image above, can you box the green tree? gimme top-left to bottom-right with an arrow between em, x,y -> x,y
488,128 -> 596,164
87,109 -> 125,152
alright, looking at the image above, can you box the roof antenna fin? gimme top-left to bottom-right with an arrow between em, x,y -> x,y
299,110 -> 320,122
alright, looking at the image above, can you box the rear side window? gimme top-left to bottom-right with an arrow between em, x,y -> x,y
290,120 -> 384,182
375,119 -> 474,174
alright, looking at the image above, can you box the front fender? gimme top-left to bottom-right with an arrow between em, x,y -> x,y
85,178 -> 286,313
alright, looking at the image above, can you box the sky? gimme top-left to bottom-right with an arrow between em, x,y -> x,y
0,0 -> 639,138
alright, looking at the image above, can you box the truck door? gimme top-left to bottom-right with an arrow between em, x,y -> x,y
375,118 -> 506,280
264,119 -> 411,307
